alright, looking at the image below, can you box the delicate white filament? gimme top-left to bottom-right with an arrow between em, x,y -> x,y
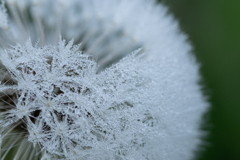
0,1 -> 8,29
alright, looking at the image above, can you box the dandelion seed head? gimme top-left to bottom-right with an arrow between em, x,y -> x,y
0,0 -> 208,160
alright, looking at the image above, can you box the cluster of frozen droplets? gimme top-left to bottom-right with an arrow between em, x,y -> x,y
0,0 -> 208,160
0,38 -> 154,159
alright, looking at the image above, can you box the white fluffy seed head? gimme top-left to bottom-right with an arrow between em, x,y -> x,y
0,0 -> 208,160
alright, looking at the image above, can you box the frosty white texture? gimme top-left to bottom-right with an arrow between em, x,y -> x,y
0,0 -> 208,159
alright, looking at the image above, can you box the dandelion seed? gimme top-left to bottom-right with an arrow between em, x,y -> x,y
0,1 -> 8,30
0,0 -> 208,159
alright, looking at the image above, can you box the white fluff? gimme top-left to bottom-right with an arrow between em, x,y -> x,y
0,0 -> 208,159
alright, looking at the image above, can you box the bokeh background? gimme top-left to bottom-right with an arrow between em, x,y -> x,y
159,0 -> 240,160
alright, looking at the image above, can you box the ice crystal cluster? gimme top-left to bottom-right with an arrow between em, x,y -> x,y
0,0 -> 208,160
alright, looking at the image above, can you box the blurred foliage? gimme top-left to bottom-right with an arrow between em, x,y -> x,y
159,0 -> 240,159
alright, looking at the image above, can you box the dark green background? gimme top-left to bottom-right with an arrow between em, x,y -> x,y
160,0 -> 240,159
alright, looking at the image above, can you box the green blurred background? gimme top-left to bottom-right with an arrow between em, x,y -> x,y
159,0 -> 240,160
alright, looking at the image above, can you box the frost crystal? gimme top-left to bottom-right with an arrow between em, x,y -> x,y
0,0 -> 208,160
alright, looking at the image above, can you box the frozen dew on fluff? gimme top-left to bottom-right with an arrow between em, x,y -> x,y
0,0 -> 208,160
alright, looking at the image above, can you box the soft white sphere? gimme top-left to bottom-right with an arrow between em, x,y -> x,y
0,0 -> 208,159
